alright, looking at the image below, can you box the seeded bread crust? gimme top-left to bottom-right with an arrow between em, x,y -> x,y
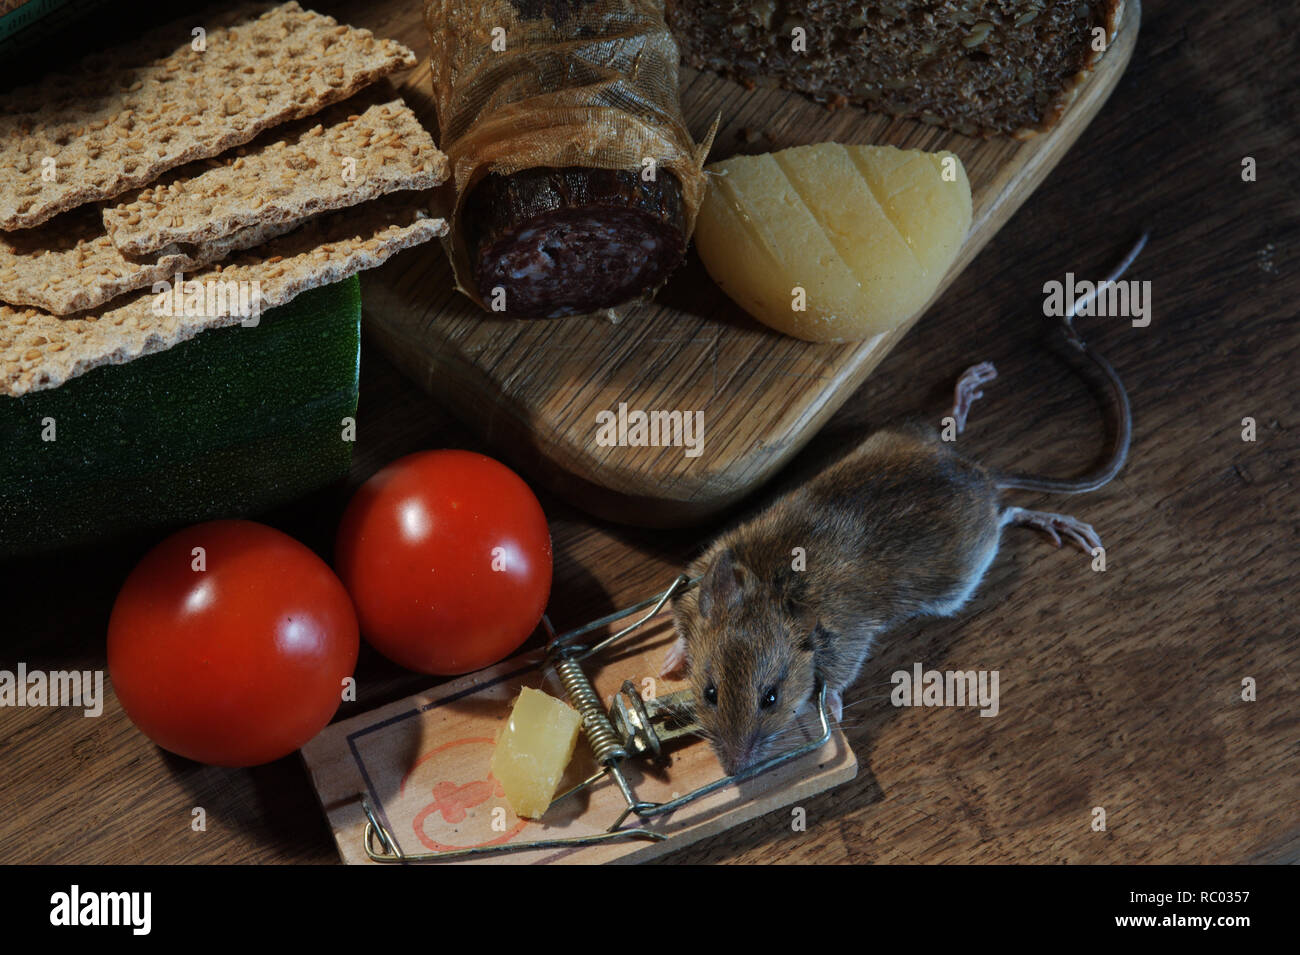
665,0 -> 1124,137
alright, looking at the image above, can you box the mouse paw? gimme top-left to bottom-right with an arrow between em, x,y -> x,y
659,635 -> 691,680
826,688 -> 844,724
1004,507 -> 1103,555
950,361 -> 998,434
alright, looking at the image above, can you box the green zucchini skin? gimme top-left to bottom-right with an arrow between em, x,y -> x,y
0,278 -> 361,559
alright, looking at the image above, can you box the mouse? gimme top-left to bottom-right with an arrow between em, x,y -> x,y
661,235 -> 1147,776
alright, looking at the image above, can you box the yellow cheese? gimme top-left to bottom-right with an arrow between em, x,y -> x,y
695,143 -> 972,343
491,687 -> 583,819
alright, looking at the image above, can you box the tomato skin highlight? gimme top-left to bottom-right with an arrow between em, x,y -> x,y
107,520 -> 359,767
336,450 -> 553,675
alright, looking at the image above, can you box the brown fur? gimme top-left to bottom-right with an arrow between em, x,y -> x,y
672,422 -> 1001,774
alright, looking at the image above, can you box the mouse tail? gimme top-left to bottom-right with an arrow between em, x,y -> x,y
993,233 -> 1146,496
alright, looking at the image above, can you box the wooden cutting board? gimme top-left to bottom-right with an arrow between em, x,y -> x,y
362,4 -> 1140,528
301,603 -> 857,864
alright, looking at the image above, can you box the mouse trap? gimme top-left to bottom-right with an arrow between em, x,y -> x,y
301,575 -> 858,864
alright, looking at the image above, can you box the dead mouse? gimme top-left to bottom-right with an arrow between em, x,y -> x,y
662,235 -> 1147,776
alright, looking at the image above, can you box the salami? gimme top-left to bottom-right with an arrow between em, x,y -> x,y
464,167 -> 686,318
425,0 -> 711,317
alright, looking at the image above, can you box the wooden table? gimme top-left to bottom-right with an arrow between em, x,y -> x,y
1,0 -> 1296,864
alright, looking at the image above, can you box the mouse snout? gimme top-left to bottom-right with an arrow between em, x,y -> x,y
715,733 -> 764,777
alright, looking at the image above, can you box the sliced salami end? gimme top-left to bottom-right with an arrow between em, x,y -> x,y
465,166 -> 687,318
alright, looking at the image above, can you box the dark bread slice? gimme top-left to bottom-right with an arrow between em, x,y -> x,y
665,0 -> 1124,137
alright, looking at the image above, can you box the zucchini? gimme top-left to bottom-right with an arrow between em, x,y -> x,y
0,277 -> 361,559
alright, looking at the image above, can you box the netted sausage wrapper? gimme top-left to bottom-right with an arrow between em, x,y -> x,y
425,0 -> 714,317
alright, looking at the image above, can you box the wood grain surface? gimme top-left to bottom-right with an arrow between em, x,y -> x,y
0,0 -> 1296,865
363,2 -> 1138,527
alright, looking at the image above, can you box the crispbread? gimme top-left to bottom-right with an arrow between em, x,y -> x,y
1,193 -> 447,397
103,96 -> 448,255
0,5 -> 254,116
0,206 -> 296,314
0,1 -> 417,230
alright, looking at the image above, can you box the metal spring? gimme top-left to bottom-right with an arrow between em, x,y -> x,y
553,654 -> 627,767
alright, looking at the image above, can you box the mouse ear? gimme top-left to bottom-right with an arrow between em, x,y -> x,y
699,547 -> 748,618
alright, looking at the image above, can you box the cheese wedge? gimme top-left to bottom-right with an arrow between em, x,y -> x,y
491,687 -> 582,819
695,143 -> 972,342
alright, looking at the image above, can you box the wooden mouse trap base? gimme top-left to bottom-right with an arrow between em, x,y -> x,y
301,608 -> 857,865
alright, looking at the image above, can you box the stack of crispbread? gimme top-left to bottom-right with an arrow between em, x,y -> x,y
0,1 -> 449,398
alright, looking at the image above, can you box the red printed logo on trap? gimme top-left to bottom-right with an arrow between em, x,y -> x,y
401,736 -> 528,851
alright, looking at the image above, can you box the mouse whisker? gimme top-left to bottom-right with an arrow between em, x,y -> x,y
839,693 -> 895,710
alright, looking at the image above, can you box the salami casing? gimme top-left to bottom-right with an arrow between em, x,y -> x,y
425,0 -> 712,317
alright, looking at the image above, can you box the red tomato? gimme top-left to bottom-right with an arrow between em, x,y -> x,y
335,450 -> 552,675
108,520 -> 359,767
